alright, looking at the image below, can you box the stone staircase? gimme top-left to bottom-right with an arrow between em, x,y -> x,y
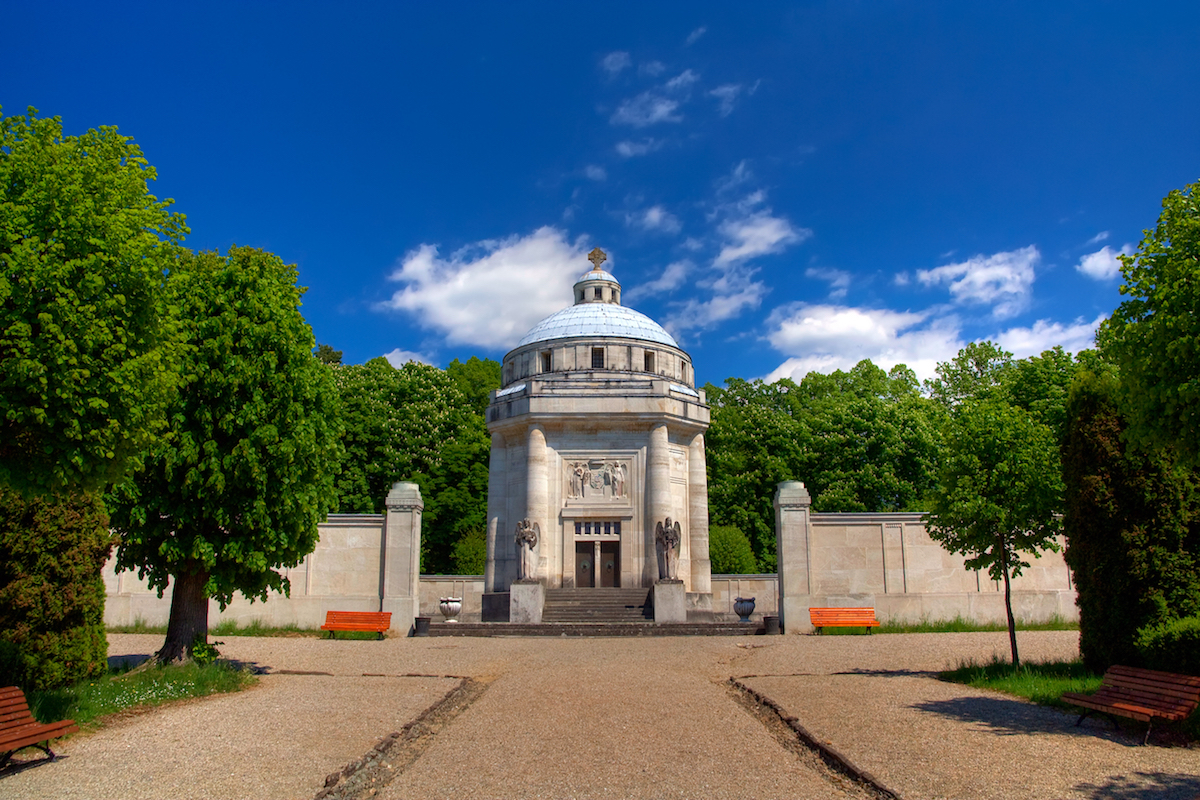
540,587 -> 654,623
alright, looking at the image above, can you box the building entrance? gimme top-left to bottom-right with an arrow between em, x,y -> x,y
574,540 -> 620,588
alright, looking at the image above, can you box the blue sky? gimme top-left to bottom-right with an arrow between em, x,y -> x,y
5,2 -> 1198,386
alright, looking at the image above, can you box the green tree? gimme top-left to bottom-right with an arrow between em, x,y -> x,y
708,525 -> 758,574
1101,179 -> 1200,462
0,488 -> 114,689
924,398 -> 1064,666
451,528 -> 487,575
1061,362 -> 1200,672
331,359 -> 490,573
925,340 -> 1014,412
107,247 -> 341,663
446,356 -> 501,414
0,108 -> 187,495
315,343 -> 343,365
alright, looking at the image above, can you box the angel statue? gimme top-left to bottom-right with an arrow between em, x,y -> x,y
515,518 -> 540,581
655,517 -> 682,580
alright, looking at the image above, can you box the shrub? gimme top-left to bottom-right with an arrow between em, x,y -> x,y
1136,616 -> 1200,676
451,528 -> 487,575
709,525 -> 759,574
0,488 -> 115,689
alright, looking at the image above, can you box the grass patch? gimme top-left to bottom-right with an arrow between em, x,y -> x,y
106,618 -> 166,635
109,619 -> 382,639
870,614 -> 1079,635
939,655 -> 1101,707
27,661 -> 257,727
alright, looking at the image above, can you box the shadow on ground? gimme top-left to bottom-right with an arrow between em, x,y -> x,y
107,653 -> 151,670
911,695 -> 1140,744
1072,771 -> 1200,800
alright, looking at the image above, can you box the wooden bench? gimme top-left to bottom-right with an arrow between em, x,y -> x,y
809,607 -> 880,634
1,686 -> 79,767
320,611 -> 392,639
1061,664 -> 1200,744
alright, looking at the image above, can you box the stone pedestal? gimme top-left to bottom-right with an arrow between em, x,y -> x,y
774,481 -> 813,635
653,579 -> 686,624
482,592 -> 511,622
509,580 -> 545,624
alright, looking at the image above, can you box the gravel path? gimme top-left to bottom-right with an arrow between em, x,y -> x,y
2,630 -> 1196,800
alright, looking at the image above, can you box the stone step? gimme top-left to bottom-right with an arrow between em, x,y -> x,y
423,622 -> 764,638
541,587 -> 653,623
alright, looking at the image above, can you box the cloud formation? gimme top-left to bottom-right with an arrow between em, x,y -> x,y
993,315 -> 1103,357
685,26 -> 707,46
1076,244 -> 1133,280
383,348 -> 432,367
601,51 -> 631,76
625,260 -> 690,301
615,138 -> 664,157
715,209 -> 810,267
626,205 -> 681,234
805,267 -> 852,300
584,164 -> 607,181
610,70 -> 699,128
916,245 -> 1039,318
378,226 -> 586,349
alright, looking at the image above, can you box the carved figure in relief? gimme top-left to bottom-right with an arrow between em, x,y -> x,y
612,462 -> 626,498
568,463 -> 584,499
655,517 -> 682,580
515,518 -> 540,580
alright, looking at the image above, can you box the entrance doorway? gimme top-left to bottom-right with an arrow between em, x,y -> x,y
575,540 -> 621,588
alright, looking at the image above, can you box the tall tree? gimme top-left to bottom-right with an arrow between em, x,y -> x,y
925,340 -> 1014,412
1101,179 -> 1200,462
107,247 -> 341,663
0,108 -> 187,495
925,398 -> 1064,666
446,356 -> 501,414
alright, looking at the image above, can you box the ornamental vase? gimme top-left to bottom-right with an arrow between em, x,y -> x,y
438,597 -> 463,623
733,596 -> 756,622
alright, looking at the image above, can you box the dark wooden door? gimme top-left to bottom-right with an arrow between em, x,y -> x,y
576,542 -> 595,588
599,542 -> 619,587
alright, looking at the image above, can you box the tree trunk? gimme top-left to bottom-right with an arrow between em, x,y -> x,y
1000,538 -> 1020,668
156,561 -> 211,664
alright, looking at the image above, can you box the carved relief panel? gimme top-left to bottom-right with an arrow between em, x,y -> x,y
565,458 -> 630,502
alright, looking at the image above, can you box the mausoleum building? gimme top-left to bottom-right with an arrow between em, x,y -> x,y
483,249 -> 712,612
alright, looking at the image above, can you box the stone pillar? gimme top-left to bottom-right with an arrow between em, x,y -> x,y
688,433 -> 711,595
525,425 -> 548,582
774,481 -> 812,635
485,432 -> 506,592
382,481 -> 424,635
644,422 -> 671,586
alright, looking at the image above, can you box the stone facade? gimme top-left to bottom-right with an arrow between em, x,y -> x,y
484,255 -> 713,611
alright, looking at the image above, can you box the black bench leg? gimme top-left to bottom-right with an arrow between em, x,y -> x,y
1074,711 -> 1091,727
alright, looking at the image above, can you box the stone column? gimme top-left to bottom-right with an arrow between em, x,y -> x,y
484,432 -> 506,593
688,433 -> 711,596
525,425 -> 548,582
381,481 -> 424,635
644,422 -> 671,586
774,481 -> 812,634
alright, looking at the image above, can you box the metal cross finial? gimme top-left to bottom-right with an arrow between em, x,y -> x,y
587,247 -> 607,271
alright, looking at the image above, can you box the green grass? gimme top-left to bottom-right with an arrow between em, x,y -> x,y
939,655 -> 1102,707
27,661 -> 257,727
109,618 -> 382,640
872,614 -> 1078,635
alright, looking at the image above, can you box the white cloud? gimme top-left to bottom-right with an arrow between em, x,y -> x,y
709,83 -> 743,116
685,26 -> 707,45
584,164 -> 607,181
626,205 -> 681,234
893,271 -> 911,287
600,51 -> 631,76
610,70 -> 699,128
377,226 -> 586,349
993,315 -> 1104,358
805,267 -> 852,300
383,348 -> 432,367
1086,231 -> 1110,246
714,209 -> 810,267
916,245 -> 1039,319
665,274 -> 768,333
614,138 -> 663,157
715,160 -> 753,194
625,260 -> 691,301
764,303 -> 958,383
639,60 -> 667,77
665,69 -> 700,91
1076,244 -> 1133,280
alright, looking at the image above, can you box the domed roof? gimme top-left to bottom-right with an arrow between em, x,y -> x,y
575,268 -> 619,285
517,303 -> 679,348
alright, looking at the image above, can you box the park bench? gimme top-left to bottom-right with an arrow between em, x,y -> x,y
1061,664 -> 1200,745
320,610 -> 392,639
1,685 -> 79,767
809,607 -> 880,634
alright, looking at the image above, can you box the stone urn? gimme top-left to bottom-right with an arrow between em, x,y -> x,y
733,596 -> 756,622
438,597 -> 463,623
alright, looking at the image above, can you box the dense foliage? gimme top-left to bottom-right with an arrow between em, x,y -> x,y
708,525 -> 758,574
705,359 -> 941,570
1101,179 -> 1200,463
1061,364 -> 1200,673
0,108 -> 187,495
108,247 -> 342,662
330,358 -> 496,573
0,488 -> 114,689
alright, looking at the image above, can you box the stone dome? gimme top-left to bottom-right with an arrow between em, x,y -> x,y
516,303 -> 679,348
